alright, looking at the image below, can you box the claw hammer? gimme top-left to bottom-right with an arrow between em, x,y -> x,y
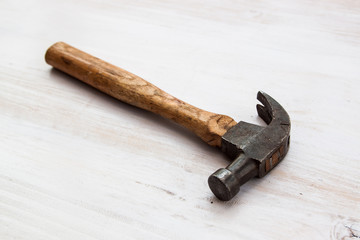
45,42 -> 291,201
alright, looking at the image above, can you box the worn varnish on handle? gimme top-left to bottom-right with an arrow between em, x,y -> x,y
45,42 -> 237,147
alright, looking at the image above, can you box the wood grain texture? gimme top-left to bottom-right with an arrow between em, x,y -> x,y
1,0 -> 360,239
45,42 -> 236,147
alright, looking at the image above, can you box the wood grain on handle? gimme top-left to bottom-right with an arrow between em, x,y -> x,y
45,42 -> 237,147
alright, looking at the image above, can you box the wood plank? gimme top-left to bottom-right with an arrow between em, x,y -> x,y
0,0 -> 359,239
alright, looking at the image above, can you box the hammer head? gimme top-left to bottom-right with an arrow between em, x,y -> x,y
208,91 -> 291,200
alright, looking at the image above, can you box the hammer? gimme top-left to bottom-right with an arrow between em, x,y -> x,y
45,42 -> 291,201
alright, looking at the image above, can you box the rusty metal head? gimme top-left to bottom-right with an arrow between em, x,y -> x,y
208,91 -> 291,201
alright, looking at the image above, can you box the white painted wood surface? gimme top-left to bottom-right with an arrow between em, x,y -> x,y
1,0 -> 360,239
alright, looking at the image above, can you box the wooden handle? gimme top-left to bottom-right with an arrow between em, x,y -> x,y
45,42 -> 237,147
